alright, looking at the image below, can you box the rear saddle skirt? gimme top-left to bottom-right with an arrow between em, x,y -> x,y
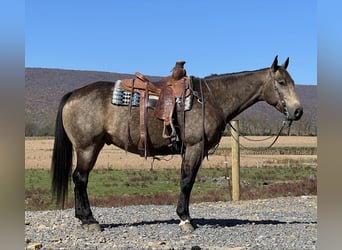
112,72 -> 193,156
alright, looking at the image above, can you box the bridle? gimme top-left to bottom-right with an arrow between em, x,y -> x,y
197,75 -> 294,153
273,80 -> 289,119
273,78 -> 293,134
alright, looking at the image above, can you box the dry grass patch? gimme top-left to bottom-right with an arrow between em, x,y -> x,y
25,136 -> 317,170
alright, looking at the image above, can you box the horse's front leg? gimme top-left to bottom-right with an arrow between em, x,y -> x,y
176,143 -> 203,232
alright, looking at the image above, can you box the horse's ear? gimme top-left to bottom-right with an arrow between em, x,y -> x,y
281,57 -> 289,69
271,55 -> 279,72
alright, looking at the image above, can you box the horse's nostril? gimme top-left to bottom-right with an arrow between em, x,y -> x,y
294,107 -> 303,119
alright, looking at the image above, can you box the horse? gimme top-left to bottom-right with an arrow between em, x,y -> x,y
51,56 -> 303,232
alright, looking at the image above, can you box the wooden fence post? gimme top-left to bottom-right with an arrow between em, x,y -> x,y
231,120 -> 240,201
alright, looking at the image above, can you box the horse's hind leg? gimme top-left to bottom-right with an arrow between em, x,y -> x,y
176,143 -> 203,231
72,143 -> 104,230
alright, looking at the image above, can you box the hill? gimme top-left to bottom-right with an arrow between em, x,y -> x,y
25,68 -> 316,136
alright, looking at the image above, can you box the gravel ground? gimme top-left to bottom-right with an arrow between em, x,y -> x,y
25,196 -> 317,249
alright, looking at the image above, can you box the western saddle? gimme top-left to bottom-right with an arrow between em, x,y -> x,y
120,61 -> 191,157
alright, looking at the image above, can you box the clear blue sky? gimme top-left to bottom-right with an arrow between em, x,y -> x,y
25,0 -> 316,85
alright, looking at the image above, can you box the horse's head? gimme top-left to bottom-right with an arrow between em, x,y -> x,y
263,56 -> 303,121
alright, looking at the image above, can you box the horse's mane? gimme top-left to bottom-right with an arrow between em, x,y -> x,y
203,68 -> 269,80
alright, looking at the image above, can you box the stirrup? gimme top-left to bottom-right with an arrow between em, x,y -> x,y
162,122 -> 177,139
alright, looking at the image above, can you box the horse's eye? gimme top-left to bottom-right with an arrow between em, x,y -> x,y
278,80 -> 286,86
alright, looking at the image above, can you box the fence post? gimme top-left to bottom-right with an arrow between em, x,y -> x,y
231,120 -> 240,201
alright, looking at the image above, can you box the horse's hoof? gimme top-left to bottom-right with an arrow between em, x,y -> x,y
179,220 -> 195,232
81,223 -> 102,231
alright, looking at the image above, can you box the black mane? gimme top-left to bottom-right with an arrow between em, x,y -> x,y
203,68 -> 269,80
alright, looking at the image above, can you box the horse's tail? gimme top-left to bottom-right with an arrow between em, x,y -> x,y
51,91 -> 73,208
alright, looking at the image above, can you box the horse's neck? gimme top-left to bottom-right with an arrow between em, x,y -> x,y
203,70 -> 267,121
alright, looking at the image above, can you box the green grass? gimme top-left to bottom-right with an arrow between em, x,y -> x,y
88,169 -> 180,196
25,166 -> 316,211
240,166 -> 316,185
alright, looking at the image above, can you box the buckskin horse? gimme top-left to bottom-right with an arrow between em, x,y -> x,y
51,56 -> 303,231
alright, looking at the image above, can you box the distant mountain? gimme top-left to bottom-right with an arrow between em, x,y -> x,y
25,68 -> 316,136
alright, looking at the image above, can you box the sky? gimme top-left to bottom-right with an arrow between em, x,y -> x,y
25,0 -> 316,85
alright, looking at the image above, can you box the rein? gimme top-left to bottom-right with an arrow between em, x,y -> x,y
228,119 -> 292,151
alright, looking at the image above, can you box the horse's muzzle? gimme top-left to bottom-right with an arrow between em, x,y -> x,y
287,106 -> 303,121
294,107 -> 303,120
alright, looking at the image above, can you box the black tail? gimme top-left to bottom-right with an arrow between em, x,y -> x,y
51,92 -> 73,208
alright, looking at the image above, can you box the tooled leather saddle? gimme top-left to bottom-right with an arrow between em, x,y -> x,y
119,61 -> 191,157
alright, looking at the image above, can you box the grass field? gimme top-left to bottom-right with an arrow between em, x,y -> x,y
25,166 -> 316,211
25,136 -> 317,211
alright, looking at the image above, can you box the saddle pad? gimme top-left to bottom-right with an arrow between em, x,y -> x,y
112,80 -> 193,111
112,80 -> 140,106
